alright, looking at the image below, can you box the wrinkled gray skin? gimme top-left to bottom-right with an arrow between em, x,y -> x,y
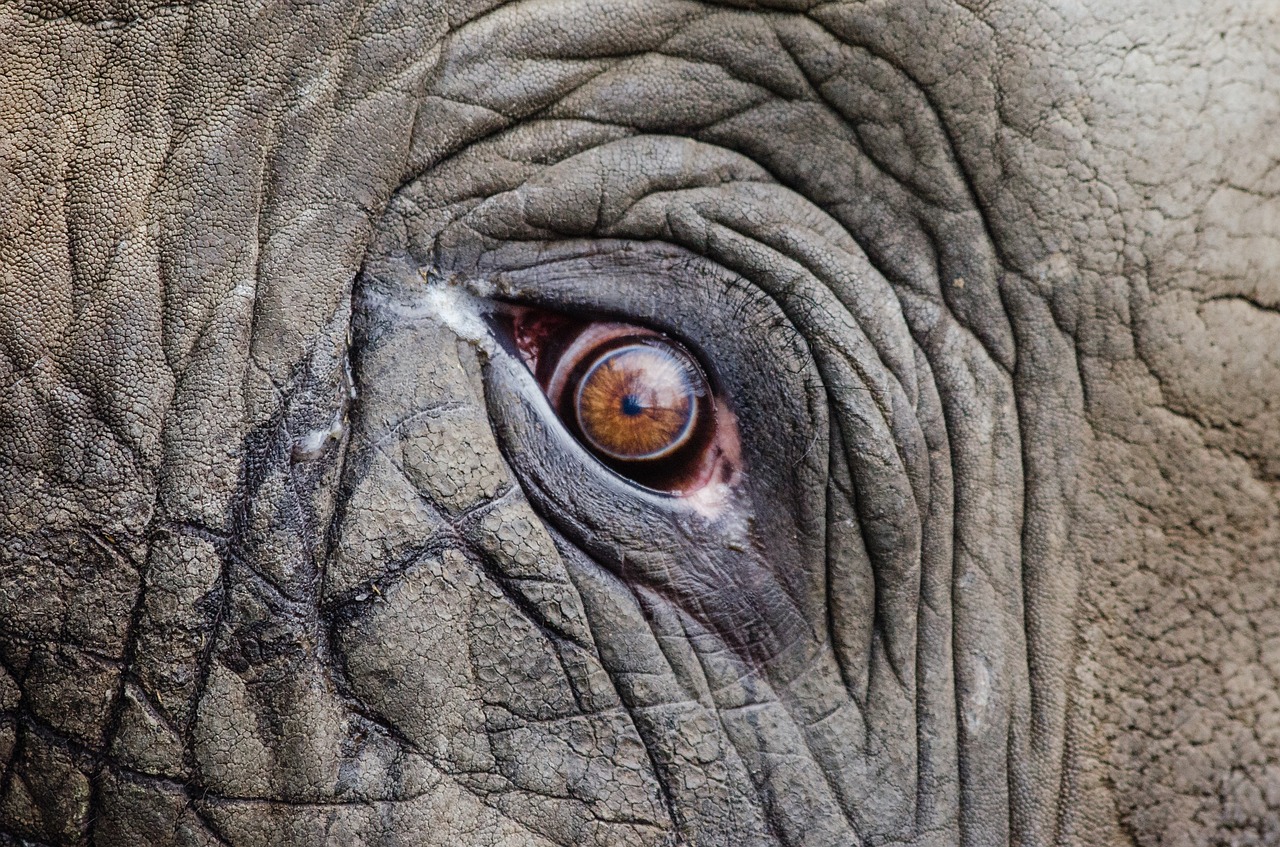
2,0 -> 1280,844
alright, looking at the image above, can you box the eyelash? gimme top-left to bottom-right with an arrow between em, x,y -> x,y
497,304 -> 741,496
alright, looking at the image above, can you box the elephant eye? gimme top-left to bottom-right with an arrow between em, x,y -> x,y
500,305 -> 739,495
573,341 -> 701,460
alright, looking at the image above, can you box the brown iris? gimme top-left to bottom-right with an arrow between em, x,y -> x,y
501,305 -> 738,495
574,343 -> 701,461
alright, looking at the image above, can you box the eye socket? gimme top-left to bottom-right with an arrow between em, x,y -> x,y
498,305 -> 739,496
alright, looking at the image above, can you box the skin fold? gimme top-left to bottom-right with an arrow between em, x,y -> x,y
0,0 -> 1278,844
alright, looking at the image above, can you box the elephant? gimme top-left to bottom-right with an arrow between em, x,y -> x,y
2,0 -> 1279,843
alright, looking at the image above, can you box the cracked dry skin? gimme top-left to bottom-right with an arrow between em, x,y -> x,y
2,0 -> 1280,845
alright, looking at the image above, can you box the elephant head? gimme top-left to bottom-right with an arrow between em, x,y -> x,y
2,0 -> 1279,844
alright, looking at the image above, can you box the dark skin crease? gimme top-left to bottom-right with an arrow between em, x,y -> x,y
1,0 -> 1279,844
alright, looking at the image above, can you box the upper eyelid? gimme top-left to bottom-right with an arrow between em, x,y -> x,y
475,244 -> 803,335
421,239 -> 827,401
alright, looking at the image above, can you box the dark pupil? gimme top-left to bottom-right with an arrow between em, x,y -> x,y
620,394 -> 645,416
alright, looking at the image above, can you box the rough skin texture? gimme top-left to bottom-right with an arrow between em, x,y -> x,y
1,0 -> 1279,844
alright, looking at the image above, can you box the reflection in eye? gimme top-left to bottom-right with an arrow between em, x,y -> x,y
575,341 -> 703,461
497,306 -> 740,497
